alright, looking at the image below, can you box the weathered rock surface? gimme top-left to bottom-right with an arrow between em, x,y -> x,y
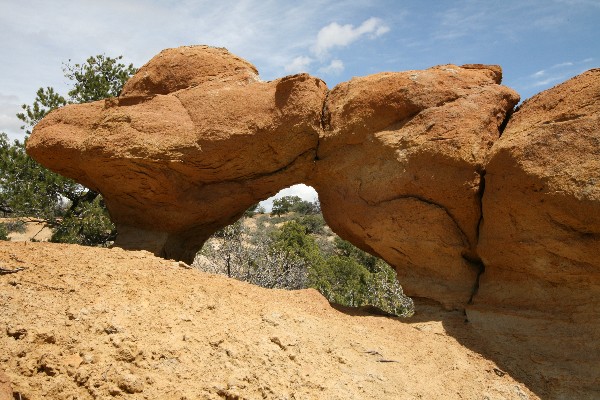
471,69 -> 600,397
27,46 -> 327,262
120,45 -> 259,98
311,66 -> 519,308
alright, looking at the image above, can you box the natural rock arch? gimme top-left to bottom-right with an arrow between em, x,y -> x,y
26,46 -> 600,397
28,46 -> 518,310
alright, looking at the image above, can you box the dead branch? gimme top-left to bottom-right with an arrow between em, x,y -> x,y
0,266 -> 27,275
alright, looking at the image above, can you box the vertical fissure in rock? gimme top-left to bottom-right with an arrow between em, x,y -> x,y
498,105 -> 516,136
315,90 -> 331,162
319,91 -> 331,131
467,169 -> 487,305
467,259 -> 485,305
475,170 -> 486,241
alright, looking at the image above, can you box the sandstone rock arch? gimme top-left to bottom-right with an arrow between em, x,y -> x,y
27,46 -> 520,310
26,46 -> 600,396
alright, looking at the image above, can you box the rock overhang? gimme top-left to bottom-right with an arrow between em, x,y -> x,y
26,46 -> 599,313
26,46 -> 518,310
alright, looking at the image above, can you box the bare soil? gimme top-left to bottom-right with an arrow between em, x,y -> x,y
0,241 -> 536,399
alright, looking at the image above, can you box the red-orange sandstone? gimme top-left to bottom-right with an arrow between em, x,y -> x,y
25,46 -> 600,398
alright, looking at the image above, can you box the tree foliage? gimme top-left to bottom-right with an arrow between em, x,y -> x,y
309,255 -> 371,306
1,54 -> 137,246
271,196 -> 320,217
63,55 -> 136,103
50,196 -> 115,246
199,220 -> 309,290
197,211 -> 414,317
0,133 -> 78,219
16,87 -> 66,134
243,203 -> 265,217
0,223 -> 8,241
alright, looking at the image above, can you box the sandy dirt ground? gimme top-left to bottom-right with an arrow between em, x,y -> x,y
0,241 -> 536,399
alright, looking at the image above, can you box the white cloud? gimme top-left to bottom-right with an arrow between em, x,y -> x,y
284,56 -> 313,74
531,61 -> 578,80
0,0 -> 361,105
528,58 -> 594,88
282,16 -> 388,78
319,59 -> 344,75
531,75 -> 565,87
551,61 -> 574,69
312,17 -> 389,57
531,69 -> 546,78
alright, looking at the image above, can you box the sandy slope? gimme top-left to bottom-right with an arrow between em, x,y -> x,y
0,242 -> 535,399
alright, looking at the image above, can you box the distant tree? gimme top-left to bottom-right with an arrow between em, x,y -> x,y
269,221 -> 320,259
272,196 -> 300,217
199,220 -> 311,289
290,198 -> 320,215
244,203 -> 260,217
309,255 -> 371,307
271,196 -> 320,217
333,237 -> 378,272
296,214 -> 325,234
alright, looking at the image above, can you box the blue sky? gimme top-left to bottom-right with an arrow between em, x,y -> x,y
1,0 -> 598,205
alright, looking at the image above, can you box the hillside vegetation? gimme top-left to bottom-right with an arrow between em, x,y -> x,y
195,197 -> 414,317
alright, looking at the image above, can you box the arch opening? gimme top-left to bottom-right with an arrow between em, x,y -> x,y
192,184 -> 415,318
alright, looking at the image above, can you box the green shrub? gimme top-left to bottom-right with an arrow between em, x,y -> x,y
50,196 -> 115,246
0,223 -> 9,241
296,214 -> 325,234
197,214 -> 414,317
366,260 -> 414,317
271,196 -> 319,217
333,237 -> 378,272
309,255 -> 370,307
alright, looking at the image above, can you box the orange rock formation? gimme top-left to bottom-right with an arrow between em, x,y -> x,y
26,46 -> 600,398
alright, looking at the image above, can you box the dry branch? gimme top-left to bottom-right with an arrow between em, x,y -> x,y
0,266 -> 27,275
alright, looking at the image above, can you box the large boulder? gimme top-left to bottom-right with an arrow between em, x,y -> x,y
27,46 -> 328,262
120,45 -> 259,98
310,65 -> 519,308
472,69 -> 600,395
